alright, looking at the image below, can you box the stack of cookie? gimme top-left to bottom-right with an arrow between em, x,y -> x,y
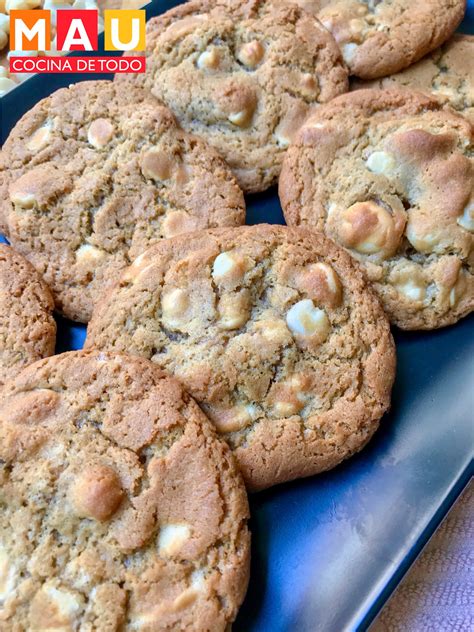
0,0 -> 472,628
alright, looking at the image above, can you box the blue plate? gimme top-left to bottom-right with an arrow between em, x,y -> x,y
1,4 -> 473,630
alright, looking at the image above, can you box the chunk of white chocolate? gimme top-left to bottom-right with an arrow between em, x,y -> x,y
5,0 -> 41,11
162,288 -> 189,326
334,200 -> 404,260
286,299 -> 330,341
211,251 -> 245,285
196,48 -> 220,70
255,318 -> 291,345
217,292 -> 250,330
406,224 -> 439,253
457,202 -> 474,232
396,279 -> 426,302
75,244 -> 105,264
158,524 -> 191,557
10,187 -> 36,208
141,149 -> 172,181
27,122 -> 53,152
31,583 -> 84,629
87,118 -> 114,149
366,151 -> 395,176
270,374 -> 310,418
228,108 -> 254,128
342,42 -> 358,64
0,547 -> 17,602
298,262 -> 342,307
162,211 -> 196,238
207,403 -> 257,433
448,268 -> 467,307
237,40 -> 264,67
0,77 -> 16,97
212,252 -> 236,280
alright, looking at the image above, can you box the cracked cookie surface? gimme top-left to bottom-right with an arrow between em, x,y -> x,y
0,244 -> 55,385
0,80 -> 245,323
0,350 -> 250,631
117,0 -> 348,193
293,0 -> 465,79
280,89 -> 474,330
352,34 -> 474,125
85,225 -> 395,491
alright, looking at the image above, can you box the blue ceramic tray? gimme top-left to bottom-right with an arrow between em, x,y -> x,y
1,4 -> 473,630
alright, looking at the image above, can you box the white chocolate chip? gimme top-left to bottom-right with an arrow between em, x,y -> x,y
448,268 -> 467,307
190,568 -> 206,591
274,101 -> 309,149
0,14 -> 9,34
406,224 -> 439,253
286,299 -> 330,341
207,403 -> 257,433
162,211 -> 196,238
27,122 -> 53,152
217,292 -> 250,330
141,149 -> 172,181
32,583 -> 84,628
171,570 -> 207,612
172,587 -> 199,611
196,48 -> 220,70
299,262 -> 343,307
449,287 -> 457,307
212,252 -> 238,281
457,202 -> 474,232
10,189 -> 36,208
162,288 -> 189,326
397,280 -> 426,302
349,18 -> 366,36
0,77 -> 16,96
122,252 -> 153,283
0,547 -> 17,602
273,398 -> 302,418
307,121 -> 326,130
211,251 -> 247,287
342,43 -> 358,64
366,151 -> 396,176
334,200 -> 404,259
255,318 -> 291,345
5,0 -> 41,11
315,263 -> 339,296
0,13 -> 9,51
158,524 -> 191,557
271,375 -> 310,418
75,243 -> 105,264
237,40 -> 264,67
87,118 -> 114,149
228,108 -> 254,128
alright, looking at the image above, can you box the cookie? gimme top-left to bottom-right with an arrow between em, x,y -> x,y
292,0 -> 466,79
116,0 -> 348,193
0,243 -> 55,385
0,350 -> 250,630
0,80 -> 245,322
352,34 -> 474,125
85,225 -> 395,491
280,88 -> 474,330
